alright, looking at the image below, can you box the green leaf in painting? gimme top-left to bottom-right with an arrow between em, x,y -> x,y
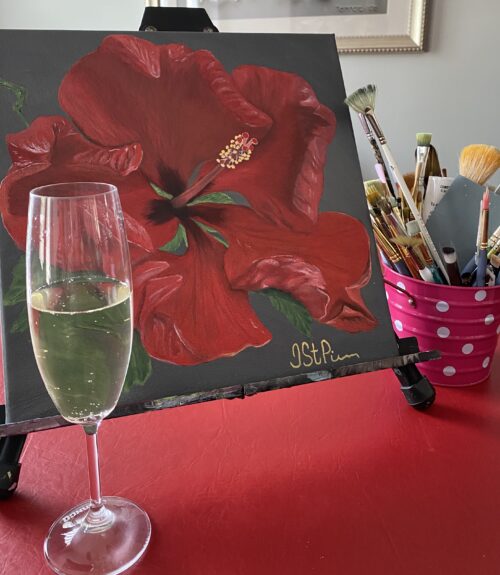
0,77 -> 29,127
189,192 -> 234,206
4,255 -> 26,306
150,182 -> 173,200
10,306 -> 28,334
159,223 -> 188,253
123,331 -> 152,393
194,221 -> 229,247
261,288 -> 313,338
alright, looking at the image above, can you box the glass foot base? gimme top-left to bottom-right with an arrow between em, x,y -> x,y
44,496 -> 151,575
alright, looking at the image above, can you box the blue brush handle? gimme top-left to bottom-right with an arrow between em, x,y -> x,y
476,249 -> 488,287
461,255 -> 476,276
394,260 -> 411,277
379,251 -> 393,269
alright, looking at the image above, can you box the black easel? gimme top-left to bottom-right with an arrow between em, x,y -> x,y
0,7 -> 436,499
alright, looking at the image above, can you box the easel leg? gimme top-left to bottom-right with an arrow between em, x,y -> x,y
0,406 -> 26,499
394,337 -> 436,410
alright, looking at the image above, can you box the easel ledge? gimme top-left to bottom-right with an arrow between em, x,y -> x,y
1,337 -> 438,439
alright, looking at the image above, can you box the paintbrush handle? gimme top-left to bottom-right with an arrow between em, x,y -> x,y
364,112 -> 449,283
358,113 -> 397,198
461,256 -> 477,276
378,141 -> 450,284
412,162 -> 423,204
444,262 -> 462,286
369,137 -> 385,165
476,249 -> 488,287
394,260 -> 412,277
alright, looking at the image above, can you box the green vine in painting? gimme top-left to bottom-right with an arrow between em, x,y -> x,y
0,77 -> 153,394
3,254 -> 152,394
0,77 -> 29,127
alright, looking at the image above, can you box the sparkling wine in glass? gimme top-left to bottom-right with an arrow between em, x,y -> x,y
26,182 -> 151,575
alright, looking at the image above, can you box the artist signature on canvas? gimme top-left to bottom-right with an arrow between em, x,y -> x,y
289,339 -> 360,369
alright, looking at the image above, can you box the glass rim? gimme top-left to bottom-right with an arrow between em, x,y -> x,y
29,182 -> 118,200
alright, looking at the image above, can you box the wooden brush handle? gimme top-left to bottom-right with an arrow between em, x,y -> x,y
378,140 -> 450,284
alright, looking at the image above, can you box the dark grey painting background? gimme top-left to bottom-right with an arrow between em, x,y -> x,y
0,30 -> 398,424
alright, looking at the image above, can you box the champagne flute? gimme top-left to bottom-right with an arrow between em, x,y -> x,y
26,182 -> 151,575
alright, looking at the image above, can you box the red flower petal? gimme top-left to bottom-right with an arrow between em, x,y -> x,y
133,225 -> 271,365
191,205 -> 376,332
59,35 -> 272,194
0,116 -> 149,250
205,66 -> 335,231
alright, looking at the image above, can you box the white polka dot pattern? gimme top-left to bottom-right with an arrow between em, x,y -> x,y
462,343 -> 474,354
383,266 -> 500,386
475,290 -> 487,302
437,327 -> 450,338
436,301 -> 449,312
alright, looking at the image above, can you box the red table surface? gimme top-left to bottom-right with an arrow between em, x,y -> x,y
2,349 -> 500,575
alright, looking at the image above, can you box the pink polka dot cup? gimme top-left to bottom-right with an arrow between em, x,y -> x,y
383,266 -> 500,387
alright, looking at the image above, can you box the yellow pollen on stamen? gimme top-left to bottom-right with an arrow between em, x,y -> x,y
216,132 -> 258,170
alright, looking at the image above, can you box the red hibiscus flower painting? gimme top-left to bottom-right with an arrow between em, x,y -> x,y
0,35 -> 376,366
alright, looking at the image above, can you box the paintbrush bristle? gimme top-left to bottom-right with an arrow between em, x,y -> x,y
391,235 -> 423,248
416,133 -> 432,147
364,179 -> 385,197
365,190 -> 381,207
459,144 -> 500,185
345,84 -> 377,114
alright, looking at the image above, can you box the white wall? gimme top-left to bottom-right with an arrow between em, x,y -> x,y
0,0 -> 144,30
0,0 -> 498,182
340,0 -> 500,183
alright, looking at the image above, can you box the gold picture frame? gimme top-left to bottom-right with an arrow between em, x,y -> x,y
166,0 -> 428,54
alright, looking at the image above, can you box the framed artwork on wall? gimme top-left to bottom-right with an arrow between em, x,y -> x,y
168,0 -> 428,54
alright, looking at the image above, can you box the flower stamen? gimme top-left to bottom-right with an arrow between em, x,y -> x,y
171,133 -> 258,208
216,132 -> 258,170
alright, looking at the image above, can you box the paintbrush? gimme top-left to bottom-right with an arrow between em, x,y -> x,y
441,246 -> 462,286
401,173 -> 415,222
487,224 -> 500,253
405,219 -> 443,283
374,163 -> 393,197
345,85 -> 450,283
423,144 -> 442,183
490,253 -> 500,285
372,225 -> 412,277
367,197 -> 420,279
488,237 -> 500,259
357,113 -> 397,199
364,180 -> 405,232
391,236 -> 434,282
428,144 -> 500,263
475,189 -> 490,287
412,133 -> 432,213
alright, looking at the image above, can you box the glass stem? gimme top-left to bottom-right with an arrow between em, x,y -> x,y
83,423 -> 113,531
85,424 -> 103,509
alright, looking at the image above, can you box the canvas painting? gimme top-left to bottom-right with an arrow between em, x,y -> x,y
0,30 -> 398,428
